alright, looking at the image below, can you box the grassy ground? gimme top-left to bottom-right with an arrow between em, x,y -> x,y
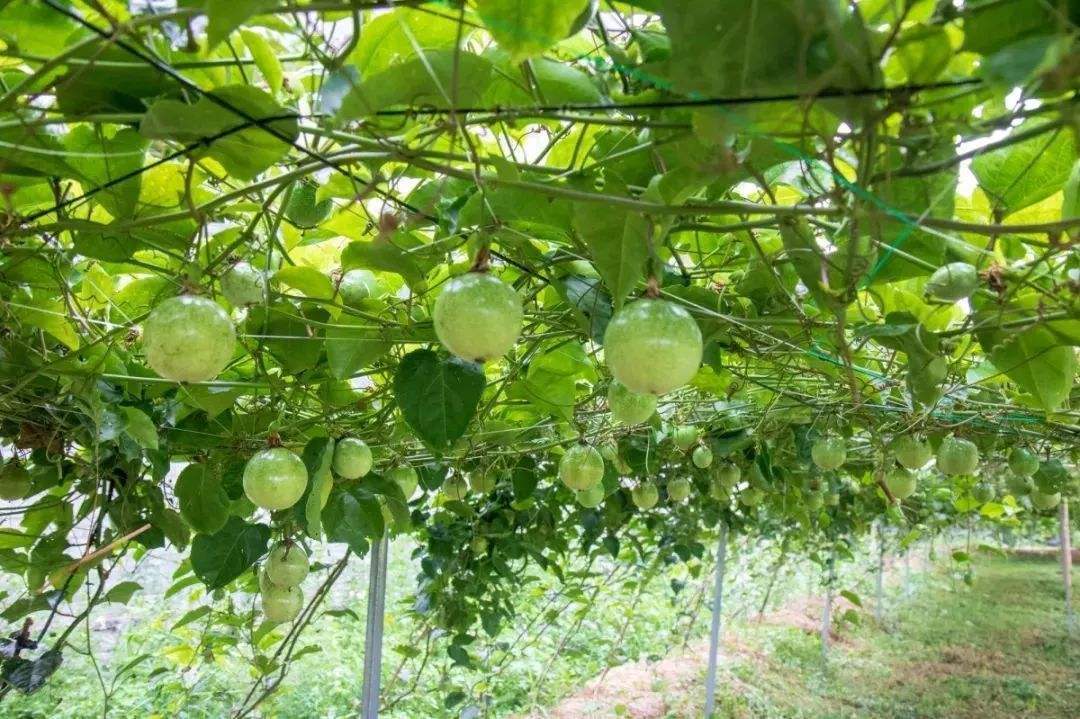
666,555 -> 1078,719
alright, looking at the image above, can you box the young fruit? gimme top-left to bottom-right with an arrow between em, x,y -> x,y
285,181 -> 333,229
599,442 -> 631,475
575,482 -> 605,508
1007,448 -> 1039,477
243,447 -> 308,511
715,463 -> 741,489
1006,474 -> 1032,496
608,381 -> 656,425
265,543 -> 309,587
971,481 -> 995,504
925,262 -> 978,302
805,491 -> 824,510
885,469 -> 917,500
262,583 -> 303,623
559,444 -> 604,491
467,471 -> 496,494
338,269 -> 380,306
221,262 -> 267,306
936,436 -> 979,476
442,475 -> 468,501
0,462 -> 32,501
470,536 -> 489,554
143,295 -> 236,383
387,466 -> 419,500
739,486 -> 765,507
673,425 -> 700,451
603,298 -> 703,395
667,477 -> 692,502
892,435 -> 932,470
332,438 -> 372,479
811,436 -> 846,471
1030,489 -> 1061,511
692,445 -> 713,469
433,272 -> 523,363
631,481 -> 659,510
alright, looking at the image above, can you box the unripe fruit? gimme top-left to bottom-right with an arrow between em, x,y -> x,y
667,477 -> 692,502
339,269 -> 380,306
387,466 -> 419,500
811,436 -> 846,471
937,436 -> 979,476
599,442 -> 631,474
265,543 -> 309,587
1008,448 -> 1039,478
972,481 -> 994,504
559,444 -> 604,491
1033,458 -> 1069,494
925,262 -> 978,302
885,469 -> 917,500
1006,474 -> 1032,496
0,463 -> 32,501
892,435 -> 932,470
470,536 -> 489,554
221,262 -> 266,306
673,425 -> 699,451
442,475 -> 468,501
692,445 -> 713,469
805,491 -> 824,510
262,583 -> 303,623
631,481 -> 659,509
739,486 -> 764,507
332,438 -> 372,479
575,482 -> 605,508
143,296 -> 236,383
433,273 -> 523,362
603,299 -> 703,395
715,463 -> 741,489
467,471 -> 496,494
285,182 -> 333,229
608,381 -> 656,425
1030,489 -> 1061,511
243,447 -> 308,511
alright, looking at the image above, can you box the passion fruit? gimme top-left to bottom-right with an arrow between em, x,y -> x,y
608,380 -> 657,425
1007,448 -> 1039,478
925,262 -> 979,303
811,436 -> 846,471
631,481 -> 659,509
603,298 -> 703,396
243,447 -> 308,511
559,444 -> 604,491
715,463 -> 741,489
971,481 -> 995,504
0,462 -> 32,501
667,477 -> 692,502
262,583 -> 303,623
332,437 -> 372,479
221,262 -> 267,306
892,435 -> 932,470
1030,489 -> 1061,511
673,425 -> 700,451
885,469 -> 917,500
433,272 -> 523,363
467,471 -> 496,494
936,436 -> 979,476
338,269 -> 381,306
265,543 -> 309,587
575,482 -> 605,508
143,295 -> 236,383
387,466 -> 419,500
1006,474 -> 1032,496
442,475 -> 468,501
692,445 -> 713,469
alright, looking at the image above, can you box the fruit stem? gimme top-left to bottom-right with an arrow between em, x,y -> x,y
267,432 -> 283,448
645,274 -> 660,299
470,245 -> 492,273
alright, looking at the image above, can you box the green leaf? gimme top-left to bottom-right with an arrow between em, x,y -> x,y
484,51 -> 603,106
987,327 -> 1075,412
347,7 -> 470,75
274,265 -> 335,300
203,0 -> 278,50
572,203 -> 648,308
175,464 -> 231,535
394,350 -> 486,454
323,486 -> 383,553
971,122 -> 1075,216
190,517 -> 270,589
304,437 -> 335,539
961,0 -> 1060,55
512,341 -> 595,421
341,238 -> 426,291
339,50 -> 493,119
241,29 -> 283,94
475,0 -> 590,60
63,126 -> 147,219
55,39 -> 181,116
121,407 -> 158,450
103,581 -> 142,604
326,314 -> 391,380
246,303 -> 324,374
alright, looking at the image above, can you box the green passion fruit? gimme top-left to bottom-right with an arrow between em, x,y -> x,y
971,481 -> 995,504
221,262 -> 267,306
715,462 -> 741,489
433,272 -> 523,363
892,435 -> 932,470
559,444 -> 604,491
265,543 -> 309,587
739,486 -> 765,507
332,437 -> 372,479
387,466 -> 419,500
262,583 -> 303,623
338,269 -> 381,306
1008,448 -> 1039,478
143,295 -> 236,383
603,298 -> 703,396
925,262 -> 979,303
811,436 -> 846,471
1006,474 -> 1032,496
673,425 -> 700,451
1030,489 -> 1061,511
667,477 -> 692,502
243,447 -> 308,511
467,471 -> 496,494
575,482 -> 606,508
692,445 -> 713,469
0,462 -> 32,501
470,536 -> 489,554
1033,458 -> 1070,494
608,380 -> 657,425
885,469 -> 917,500
442,475 -> 469,501
631,481 -> 659,509
936,436 -> 979,476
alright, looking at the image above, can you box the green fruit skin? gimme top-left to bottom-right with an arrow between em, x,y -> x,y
387,466 -> 419,500
559,444 -> 604,491
971,481 -> 995,504
1030,489 -> 1061,511
608,381 -> 657,425
1006,475 -> 1032,496
667,477 -> 692,502
673,425 -> 699,451
470,536 -> 489,554
221,262 -> 267,306
433,273 -> 523,363
266,543 -> 309,587
143,296 -> 236,383
937,436 -> 979,476
885,469 -> 917,500
632,482 -> 659,509
1008,448 -> 1039,478
603,299 -> 703,396
926,262 -> 978,302
467,472 -> 496,493
692,445 -> 713,469
575,482 -> 605,508
443,476 -> 468,501
716,463 -> 741,489
0,463 -> 32,501
332,438 -> 372,479
739,486 -> 764,507
893,436 -> 932,470
262,583 -> 303,623
811,436 -> 846,471
243,447 -> 308,511
805,491 -> 824,510
339,269 -> 381,306
566,0 -> 598,36
1033,458 -> 1070,494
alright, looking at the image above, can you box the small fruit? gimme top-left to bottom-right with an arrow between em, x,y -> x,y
937,436 -> 979,476
892,435 -> 932,470
925,262 -> 978,302
559,444 -> 604,491
1008,448 -> 1039,478
692,445 -> 713,469
667,477 -> 692,502
805,491 -> 824,510
1030,489 -> 1061,511
972,481 -> 994,504
143,295 -> 236,383
387,466 -> 419,500
0,462 -> 32,501
265,543 -> 309,587
575,482 -> 606,508
467,471 -> 496,494
285,181 -> 333,229
1033,458 -> 1069,494
673,425 -> 700,451
338,269 -> 380,306
739,486 -> 764,507
243,447 -> 308,511
442,475 -> 468,501
631,481 -> 659,509
262,583 -> 303,623
470,536 -> 489,554
608,381 -> 656,425
885,469 -> 917,500
811,436 -> 846,471
603,298 -> 703,395
1006,474 -> 1032,496
599,442 -> 631,474
332,438 -> 372,479
433,272 -> 523,362
221,262 -> 266,306
715,463 -> 741,489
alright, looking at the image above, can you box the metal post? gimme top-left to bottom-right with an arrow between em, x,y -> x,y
703,523 -> 728,718
821,554 -> 834,661
361,537 -> 389,719
875,523 -> 885,623
1060,500 -> 1074,632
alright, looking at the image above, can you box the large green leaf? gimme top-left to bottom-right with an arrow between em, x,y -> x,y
961,0 -> 1062,55
339,50 -> 493,119
201,0 -> 278,50
323,486 -> 383,554
970,122 -> 1075,216
246,303 -> 325,374
63,126 -> 147,219
174,464 -> 230,535
341,238 -> 426,290
348,7 -> 471,76
393,349 -> 485,454
987,327 -> 1076,412
572,202 -> 649,308
475,0 -> 590,60
190,517 -> 270,589
326,314 -> 391,380
302,437 -> 335,539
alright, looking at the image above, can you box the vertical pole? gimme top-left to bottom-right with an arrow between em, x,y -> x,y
1059,500 -> 1074,632
821,553 -> 834,661
875,523 -> 885,623
361,537 -> 389,719
703,523 -> 728,718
